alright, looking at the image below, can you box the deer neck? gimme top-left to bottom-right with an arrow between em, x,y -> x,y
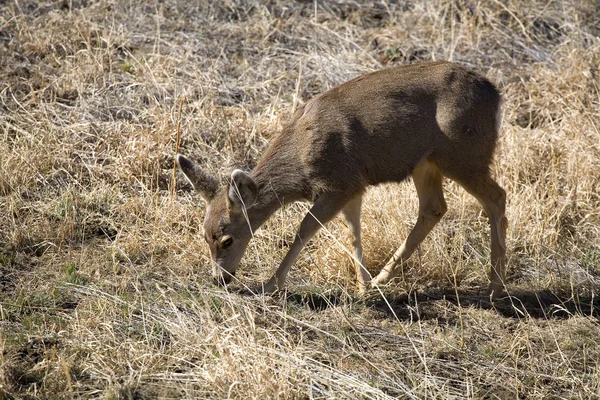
247,134 -> 307,231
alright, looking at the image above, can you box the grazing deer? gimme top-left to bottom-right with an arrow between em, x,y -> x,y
177,61 -> 508,298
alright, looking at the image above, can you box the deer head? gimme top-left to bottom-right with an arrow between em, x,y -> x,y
176,154 -> 258,286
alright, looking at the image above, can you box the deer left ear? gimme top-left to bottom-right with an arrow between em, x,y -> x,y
176,154 -> 220,202
228,169 -> 258,212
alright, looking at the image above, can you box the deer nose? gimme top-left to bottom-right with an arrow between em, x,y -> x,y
213,271 -> 235,286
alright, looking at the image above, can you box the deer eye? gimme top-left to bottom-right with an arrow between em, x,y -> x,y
221,237 -> 233,249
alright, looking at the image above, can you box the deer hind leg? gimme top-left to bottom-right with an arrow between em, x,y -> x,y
450,173 -> 507,298
372,159 -> 447,286
261,192 -> 352,294
341,193 -> 370,293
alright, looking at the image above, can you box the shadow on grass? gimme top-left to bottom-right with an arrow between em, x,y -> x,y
285,292 -> 343,311
370,289 -> 600,320
281,288 -> 600,319
232,286 -> 343,311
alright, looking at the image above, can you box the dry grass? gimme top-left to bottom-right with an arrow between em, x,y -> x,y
1,0 -> 600,398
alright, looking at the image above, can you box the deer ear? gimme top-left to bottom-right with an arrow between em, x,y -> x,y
228,169 -> 257,212
176,154 -> 220,202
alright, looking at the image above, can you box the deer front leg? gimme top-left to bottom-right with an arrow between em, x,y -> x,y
341,193 -> 370,293
261,192 -> 352,294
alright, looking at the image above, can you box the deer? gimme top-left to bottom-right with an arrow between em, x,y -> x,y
177,61 -> 508,298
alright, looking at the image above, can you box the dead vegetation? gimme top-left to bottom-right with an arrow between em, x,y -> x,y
1,0 -> 599,398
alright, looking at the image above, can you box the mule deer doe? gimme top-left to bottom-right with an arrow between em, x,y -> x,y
177,61 -> 508,298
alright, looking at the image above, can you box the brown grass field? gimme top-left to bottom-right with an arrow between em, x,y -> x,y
1,0 -> 600,398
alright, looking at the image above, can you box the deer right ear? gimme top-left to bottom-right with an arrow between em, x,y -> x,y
228,169 -> 258,212
176,154 -> 220,202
